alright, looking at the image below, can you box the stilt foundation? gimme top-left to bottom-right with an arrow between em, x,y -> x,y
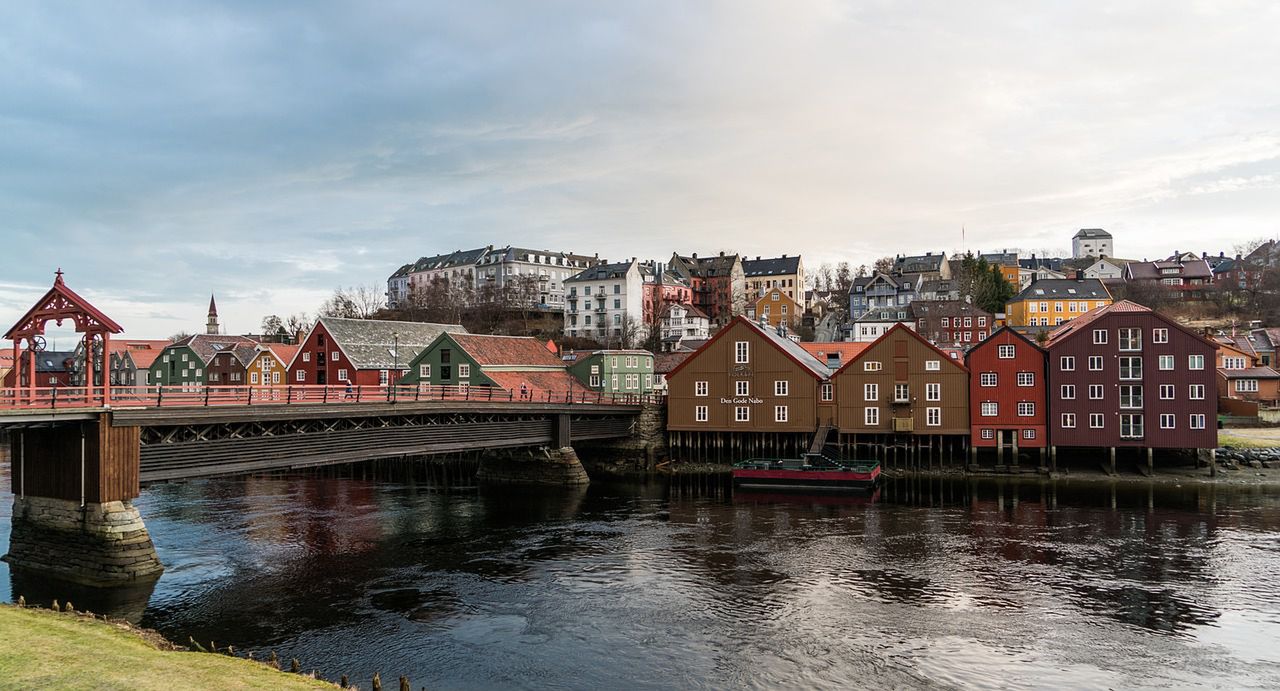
3,495 -> 163,587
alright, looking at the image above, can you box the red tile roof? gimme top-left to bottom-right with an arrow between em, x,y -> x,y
485,370 -> 588,396
799,342 -> 870,361
264,344 -> 300,365
451,334 -> 565,367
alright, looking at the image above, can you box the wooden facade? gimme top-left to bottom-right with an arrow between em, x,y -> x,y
966,327 -> 1047,449
9,415 -> 139,503
747,288 -> 802,329
290,320 -> 367,386
1045,301 -> 1218,450
832,324 -> 969,436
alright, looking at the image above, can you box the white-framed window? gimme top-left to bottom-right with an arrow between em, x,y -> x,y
420,364 -> 431,378
894,383 -> 910,402
1119,328 -> 1141,351
612,374 -> 619,389
775,405 -> 788,422
864,361 -> 883,371
1088,356 -> 1103,371
1159,413 -> 1176,429
194,369 -> 202,378
1158,355 -> 1174,370
926,383 -> 940,401
1018,402 -> 1035,417
1153,328 -> 1169,344
926,360 -> 940,371
981,401 -> 998,417
980,372 -> 997,387
1188,354 -> 1205,370
250,372 -> 259,385
1089,384 -> 1104,399
1159,384 -> 1174,399
331,351 -> 339,361
981,428 -> 994,439
1055,303 -> 1064,313
864,407 -> 880,425
590,375 -> 602,387
734,341 -> 749,364
181,353 -> 188,362
1017,372 -> 1034,387
864,383 -> 879,401
296,370 -> 305,382
695,405 -> 708,422
1093,329 -> 1108,345
926,407 -> 941,426
735,406 -> 749,422
1190,414 -> 1206,429
459,364 -> 470,378
1022,429 -> 1036,440
379,369 -> 389,385
998,344 -> 1015,359
302,352 -> 310,362
1120,385 -> 1143,409
820,383 -> 833,401
1120,413 -> 1144,439
1189,384 -> 1205,400
1119,356 -> 1142,380
337,368 -> 348,381
774,380 -> 788,397
1062,413 -> 1076,428
1061,384 -> 1075,399
1060,356 -> 1075,371
1089,413 -> 1105,428
695,381 -> 708,397
1237,379 -> 1259,393
736,380 -> 750,396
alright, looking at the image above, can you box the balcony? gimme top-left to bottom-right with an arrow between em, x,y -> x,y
594,306 -> 608,313
893,417 -> 914,433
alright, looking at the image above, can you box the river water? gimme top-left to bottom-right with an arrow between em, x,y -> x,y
3,462 -> 1280,690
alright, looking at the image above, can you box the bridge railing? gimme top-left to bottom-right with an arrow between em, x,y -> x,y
0,384 -> 661,411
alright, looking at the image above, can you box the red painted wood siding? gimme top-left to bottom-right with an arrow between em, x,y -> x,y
288,323 -> 369,386
966,329 -> 1047,448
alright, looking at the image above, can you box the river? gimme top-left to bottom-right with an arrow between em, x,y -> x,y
3,462 -> 1280,689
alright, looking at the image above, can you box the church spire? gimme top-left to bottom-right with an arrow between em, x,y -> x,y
206,294 -> 220,335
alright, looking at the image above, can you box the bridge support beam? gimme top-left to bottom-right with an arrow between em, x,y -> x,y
3,417 -> 162,587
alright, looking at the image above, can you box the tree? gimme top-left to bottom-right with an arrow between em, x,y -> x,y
169,331 -> 190,343
260,315 -> 284,336
872,256 -> 894,275
833,262 -> 854,312
319,284 -> 384,319
955,253 -> 1015,314
1234,237 -> 1269,258
285,313 -> 311,336
814,263 -> 835,292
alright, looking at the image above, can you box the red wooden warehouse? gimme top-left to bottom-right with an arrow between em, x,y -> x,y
965,327 -> 1048,466
288,317 -> 466,387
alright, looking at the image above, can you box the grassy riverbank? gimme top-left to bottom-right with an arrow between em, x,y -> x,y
0,605 -> 334,690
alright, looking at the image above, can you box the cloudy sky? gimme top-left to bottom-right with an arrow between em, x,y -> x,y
2,1 -> 1279,341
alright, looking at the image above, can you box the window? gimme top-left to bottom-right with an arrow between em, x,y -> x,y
864,361 -> 883,371
181,353 -> 188,362
695,381 -> 708,396
998,345 -> 1015,359
1055,303 -> 1064,313
331,351 -> 339,361
249,372 -> 258,385
1189,384 -> 1205,400
1062,413 -> 1076,428
820,383 -> 833,401
941,317 -> 950,327
981,429 -> 994,440
1093,329 -> 1108,345
1188,355 -> 1205,370
1153,328 -> 1169,344
1089,413 -> 1105,428
1160,413 -> 1175,429
302,352 -> 310,362
1018,402 -> 1035,417
864,407 -> 880,425
735,341 -> 749,364
1119,357 -> 1142,380
1119,328 -> 1141,351
1061,384 -> 1076,399
590,375 -> 601,387
980,372 -> 997,387
981,402 -> 998,417
1158,384 -> 1174,399
1157,355 -> 1174,371
194,369 -> 202,378
296,370 -> 305,382
1017,372 -> 1034,387
458,364 -> 471,378
1089,384 -> 1104,399
926,407 -> 941,426
736,380 -> 750,396
775,405 -> 788,422
1120,414 -> 1144,439
1040,302 -> 1049,313
695,406 -> 709,422
1190,414 -> 1206,429
1088,356 -> 1103,371
864,383 -> 879,401
925,360 -> 940,371
1120,385 -> 1143,408
1237,379 -> 1259,393
894,384 -> 910,402
1022,429 -> 1036,440
379,370 -> 389,386
1060,356 -> 1075,371
612,374 -> 619,389
926,383 -> 940,401
337,368 -> 348,381
775,380 -> 789,397
735,406 -> 749,422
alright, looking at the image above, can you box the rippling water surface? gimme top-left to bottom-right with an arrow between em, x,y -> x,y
4,462 -> 1280,689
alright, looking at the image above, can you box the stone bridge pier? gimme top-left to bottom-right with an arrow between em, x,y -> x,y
3,414 -> 163,587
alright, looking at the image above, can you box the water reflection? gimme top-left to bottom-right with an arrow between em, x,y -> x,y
1,460 -> 1279,688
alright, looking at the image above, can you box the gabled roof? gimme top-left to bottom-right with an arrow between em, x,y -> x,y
485,370 -> 588,395
388,263 -> 414,280
742,255 -> 802,277
665,316 -> 830,382
669,252 -> 741,279
661,302 -> 709,320
1044,300 -> 1217,349
911,300 -> 992,319
833,322 -> 969,376
33,350 -> 76,373
1011,278 -> 1112,302
799,342 -> 870,368
257,343 -> 300,366
966,326 -> 1044,364
318,317 -> 466,370
1125,258 -> 1212,281
169,334 -> 259,366
448,333 -> 565,368
566,260 -> 638,282
654,351 -> 693,374
1218,366 -> 1280,379
854,308 -> 914,324
893,252 -> 946,274
4,271 -> 124,340
1074,228 -> 1112,239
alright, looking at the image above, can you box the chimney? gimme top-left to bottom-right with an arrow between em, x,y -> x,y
756,256 -> 761,261
692,252 -> 698,259
1075,270 -> 1084,281
719,250 -> 725,257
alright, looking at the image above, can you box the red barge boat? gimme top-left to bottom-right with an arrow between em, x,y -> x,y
732,453 -> 881,492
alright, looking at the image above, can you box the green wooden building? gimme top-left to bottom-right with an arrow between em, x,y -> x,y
564,349 -> 655,394
401,332 -> 586,396
148,335 -> 257,388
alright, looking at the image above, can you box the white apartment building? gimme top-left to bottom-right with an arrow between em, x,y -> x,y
564,260 -> 646,345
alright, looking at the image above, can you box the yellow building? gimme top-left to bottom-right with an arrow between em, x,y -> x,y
746,288 -> 802,329
1005,278 -> 1113,327
245,344 -> 300,388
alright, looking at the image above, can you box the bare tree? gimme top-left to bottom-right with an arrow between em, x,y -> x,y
169,331 -> 191,343
814,263 -> 835,292
260,314 -> 284,336
833,262 -> 853,312
1234,237 -> 1269,258
285,313 -> 311,335
872,256 -> 894,275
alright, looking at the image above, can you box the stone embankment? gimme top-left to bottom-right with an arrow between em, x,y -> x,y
1214,446 -> 1280,468
476,447 -> 590,485
3,496 -> 164,586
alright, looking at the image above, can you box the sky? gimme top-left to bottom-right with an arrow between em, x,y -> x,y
2,1 -> 1279,343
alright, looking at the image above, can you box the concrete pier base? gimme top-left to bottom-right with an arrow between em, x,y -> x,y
3,496 -> 164,587
476,447 -> 590,486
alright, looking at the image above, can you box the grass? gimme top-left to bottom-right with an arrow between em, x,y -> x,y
1218,431 -> 1279,449
0,605 -> 334,690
